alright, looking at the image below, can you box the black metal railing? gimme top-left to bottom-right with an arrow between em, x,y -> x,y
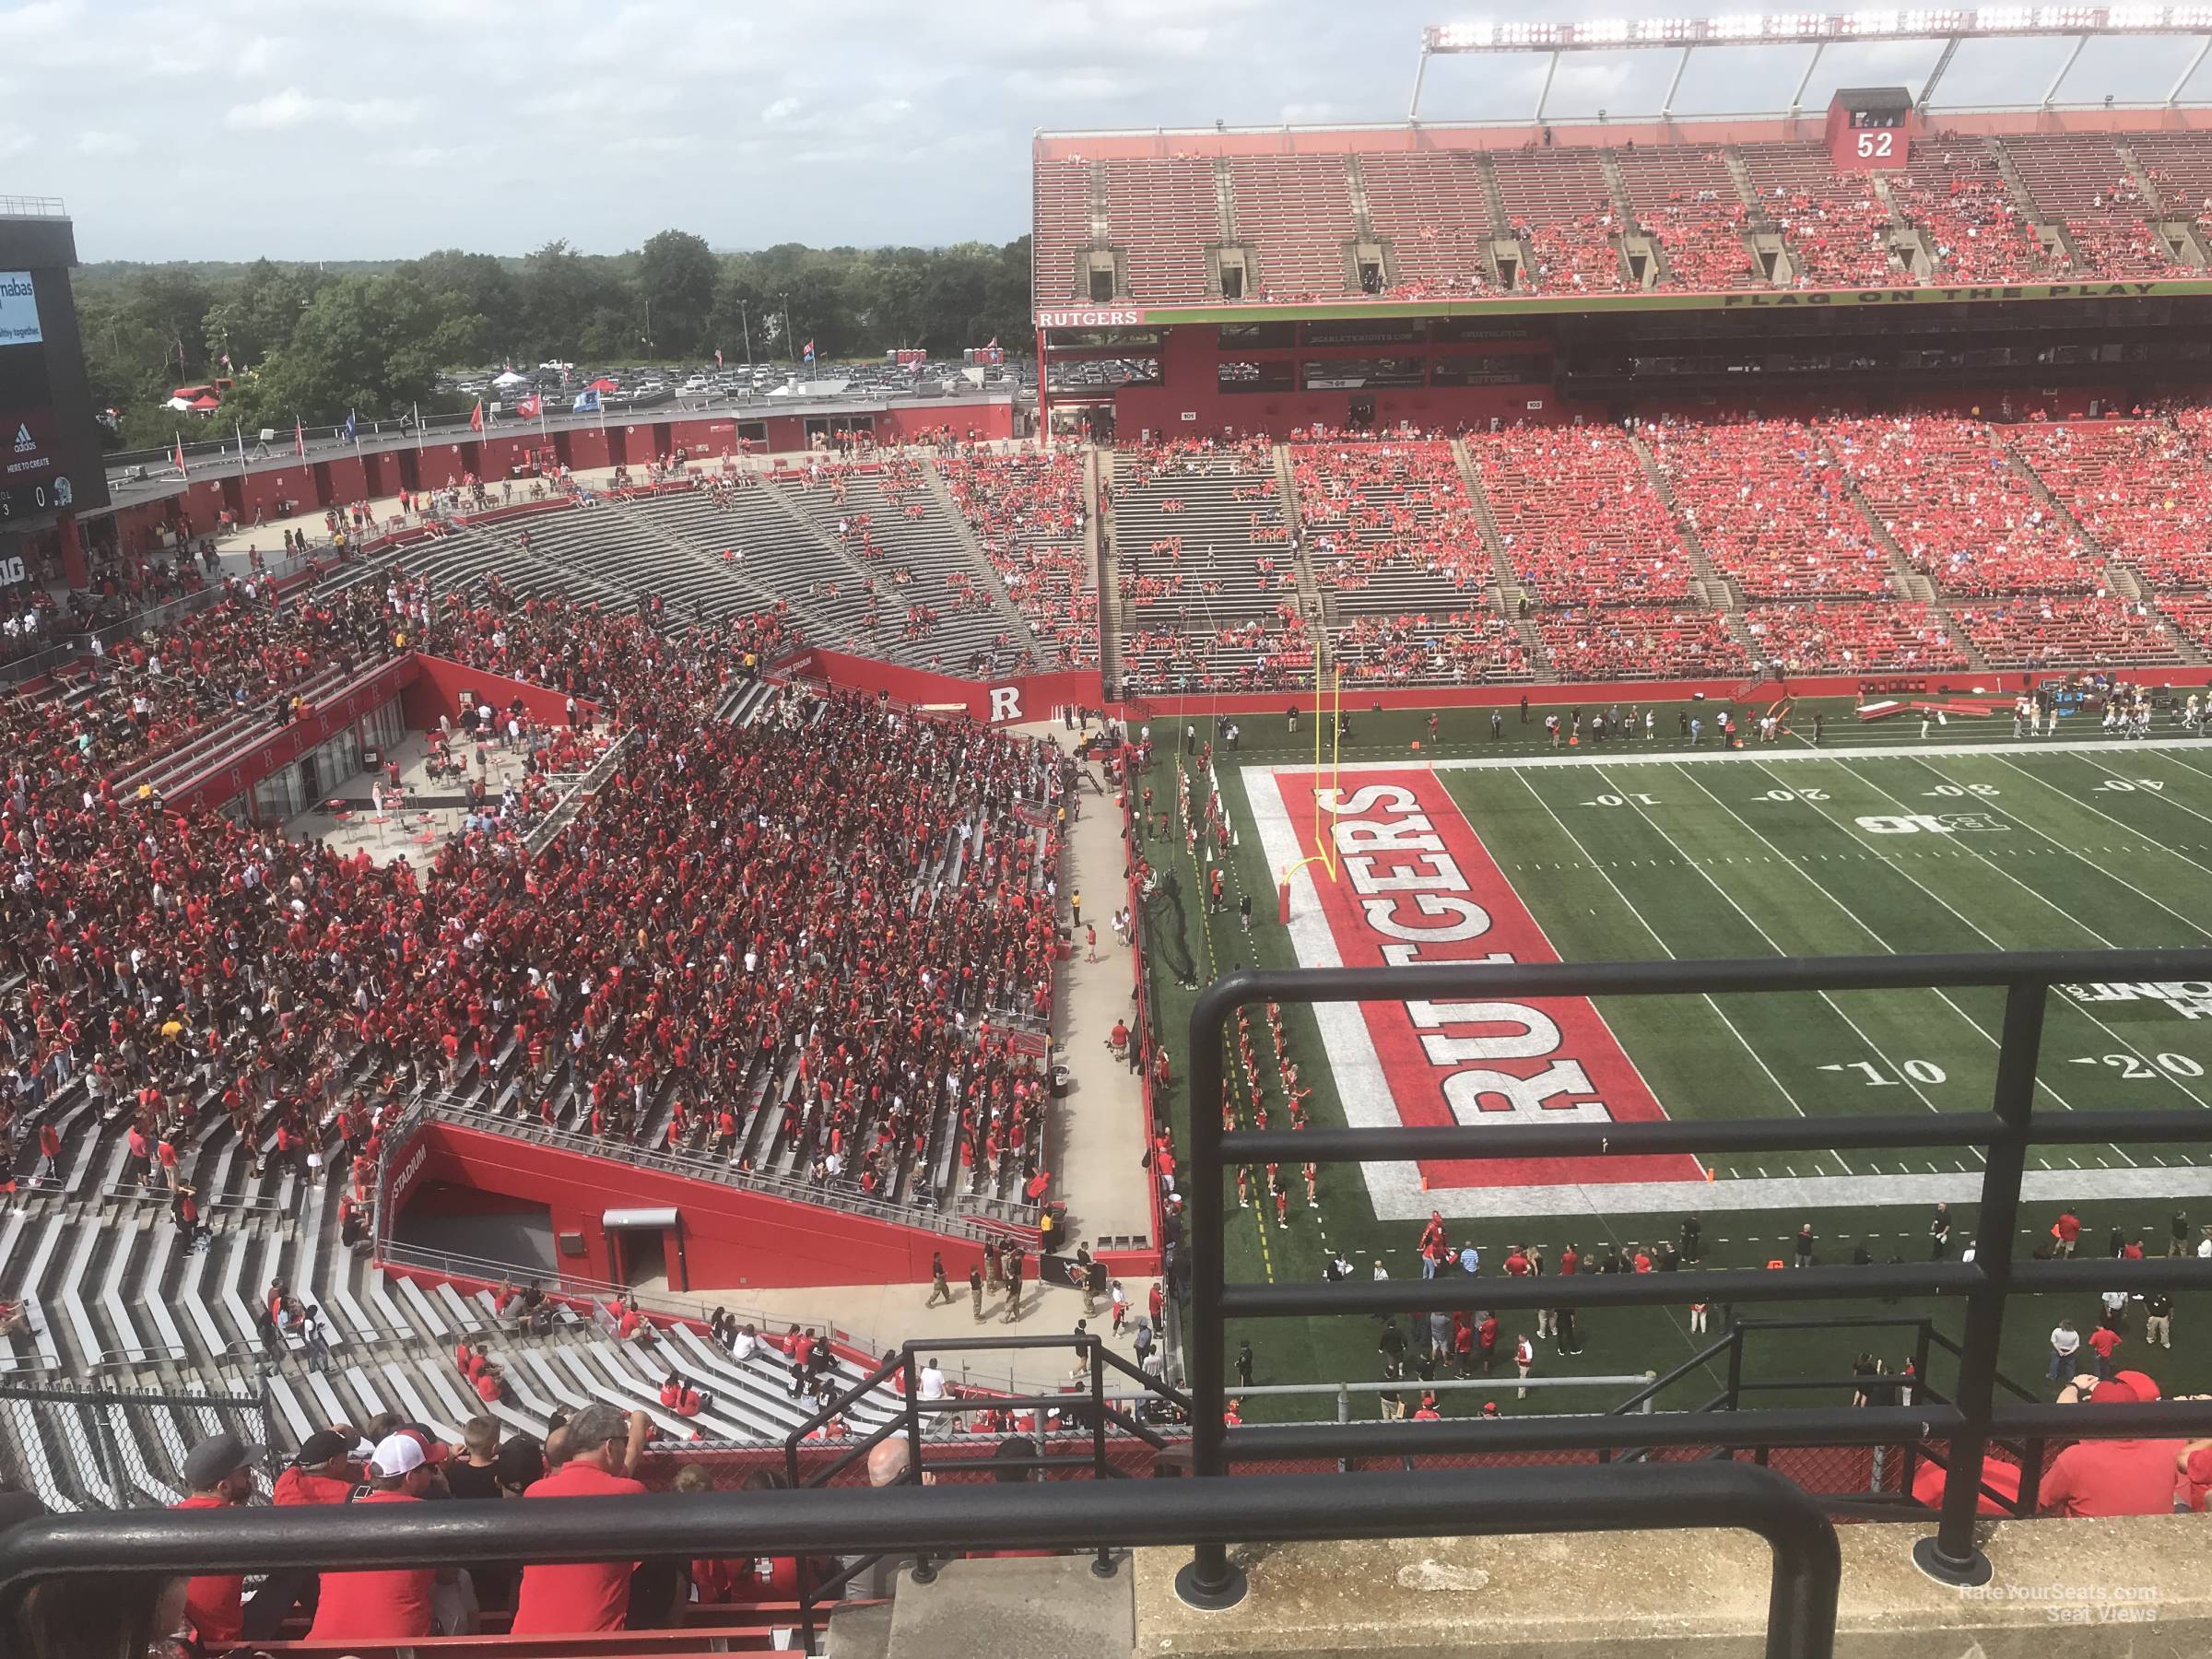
780,1332 -> 1186,1649
1182,949 -> 2212,1604
0,1463 -> 1841,1659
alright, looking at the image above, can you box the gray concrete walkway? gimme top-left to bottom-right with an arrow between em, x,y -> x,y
1034,724 -> 1156,1250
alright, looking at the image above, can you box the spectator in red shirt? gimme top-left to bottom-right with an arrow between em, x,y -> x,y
306,1432 -> 443,1641
512,1404 -> 653,1634
2039,1380 -> 2186,1517
272,1429 -> 359,1506
171,1430 -> 261,1648
2086,1322 -> 2124,1378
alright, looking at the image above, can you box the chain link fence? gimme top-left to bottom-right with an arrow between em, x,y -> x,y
0,1379 -> 272,1513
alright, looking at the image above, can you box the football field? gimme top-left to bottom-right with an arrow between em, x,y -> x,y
1135,698 -> 2212,1407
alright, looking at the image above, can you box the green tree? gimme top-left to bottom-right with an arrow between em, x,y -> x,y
200,258 -> 324,374
637,229 -> 717,358
404,250 -> 521,364
243,273 -> 476,425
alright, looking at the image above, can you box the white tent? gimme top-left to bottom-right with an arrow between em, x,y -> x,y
492,370 -> 529,387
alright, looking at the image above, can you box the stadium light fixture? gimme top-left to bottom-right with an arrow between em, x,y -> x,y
1413,8 -> 2212,119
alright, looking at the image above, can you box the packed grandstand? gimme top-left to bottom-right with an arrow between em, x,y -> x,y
11,52 -> 2212,1659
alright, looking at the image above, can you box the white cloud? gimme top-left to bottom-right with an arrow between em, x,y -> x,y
223,88 -> 315,130
75,130 -> 140,157
224,88 -> 420,133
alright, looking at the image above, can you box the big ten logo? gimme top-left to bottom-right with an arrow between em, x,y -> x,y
0,555 -> 25,586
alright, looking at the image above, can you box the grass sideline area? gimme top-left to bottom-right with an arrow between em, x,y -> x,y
1132,691 -> 2212,1423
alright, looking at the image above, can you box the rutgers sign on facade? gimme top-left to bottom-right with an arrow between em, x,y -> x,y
1035,307 -> 1147,329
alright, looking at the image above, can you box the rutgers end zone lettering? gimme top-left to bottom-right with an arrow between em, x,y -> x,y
1275,768 -> 1697,1189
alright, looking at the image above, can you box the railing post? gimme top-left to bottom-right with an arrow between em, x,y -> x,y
1915,977 -> 2044,1587
1177,975 -> 1248,1611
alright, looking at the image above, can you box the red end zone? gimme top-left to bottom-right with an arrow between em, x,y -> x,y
1277,767 -> 1702,1188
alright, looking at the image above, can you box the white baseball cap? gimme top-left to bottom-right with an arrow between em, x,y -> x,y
371,1432 -> 431,1477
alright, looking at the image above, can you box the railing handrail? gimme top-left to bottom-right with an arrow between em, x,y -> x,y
1183,947 -> 2212,1602
0,1463 -> 1842,1659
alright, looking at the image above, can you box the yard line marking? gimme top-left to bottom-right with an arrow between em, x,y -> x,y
1671,759 -> 2050,1149
1510,769 -> 1851,1172
2035,752 -> 2212,866
1812,757 -> 2209,1127
1901,756 -> 2212,947
2008,752 -> 2212,885
1594,761 -> 1961,1133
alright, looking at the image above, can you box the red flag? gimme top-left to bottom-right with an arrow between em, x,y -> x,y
714,348 -> 724,367
172,434 -> 188,477
516,395 -> 541,418
292,418 -> 305,458
468,400 -> 485,433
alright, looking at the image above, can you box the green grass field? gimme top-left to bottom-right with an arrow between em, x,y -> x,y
1133,692 -> 2212,1422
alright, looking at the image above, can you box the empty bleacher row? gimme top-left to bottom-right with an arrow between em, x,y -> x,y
0,1161 -> 902,1512
1040,129 -> 2212,306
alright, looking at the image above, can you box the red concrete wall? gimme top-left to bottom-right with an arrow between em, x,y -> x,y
787,646 -> 1102,724
408,1120 -> 990,1289
400,652 -> 596,731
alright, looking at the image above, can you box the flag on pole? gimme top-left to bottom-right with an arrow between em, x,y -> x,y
413,402 -> 425,453
292,417 -> 305,458
571,389 -> 601,414
714,348 -> 724,368
235,423 -> 246,475
802,339 -> 816,363
468,400 -> 485,433
343,410 -> 358,445
172,434 -> 188,477
515,395 -> 541,418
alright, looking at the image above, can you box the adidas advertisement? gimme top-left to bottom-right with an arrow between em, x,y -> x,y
0,406 -> 58,483
0,272 -> 38,348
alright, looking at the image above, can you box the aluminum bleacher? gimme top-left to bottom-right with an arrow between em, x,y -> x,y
1359,149 -> 1497,296
1489,147 -> 1626,293
1226,155 -> 1356,299
2003,132 -> 2173,277
1100,156 -> 1217,301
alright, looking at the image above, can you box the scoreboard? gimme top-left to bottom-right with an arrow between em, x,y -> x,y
0,222 -> 108,532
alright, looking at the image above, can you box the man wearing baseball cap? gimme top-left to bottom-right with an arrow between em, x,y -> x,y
171,1430 -> 263,1648
241,1430 -> 367,1637
2037,1377 -> 2188,1518
512,1404 -> 651,1633
305,1431 -> 443,1640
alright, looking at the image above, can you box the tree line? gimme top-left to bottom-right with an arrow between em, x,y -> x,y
75,231 -> 1033,452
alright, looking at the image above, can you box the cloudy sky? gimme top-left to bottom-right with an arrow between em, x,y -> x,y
2,0 -> 2200,262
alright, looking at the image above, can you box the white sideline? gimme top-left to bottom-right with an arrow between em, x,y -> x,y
1248,733 -> 2212,776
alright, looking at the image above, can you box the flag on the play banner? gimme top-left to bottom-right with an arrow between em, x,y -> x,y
468,400 -> 485,433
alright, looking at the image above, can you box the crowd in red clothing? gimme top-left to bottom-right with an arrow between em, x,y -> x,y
938,447 -> 1098,668
1533,606 -> 1747,681
1886,158 -> 2049,283
1640,201 -> 1752,290
1332,610 -> 1528,685
2,551 -> 1061,1232
1647,418 -> 1897,600
1742,602 -> 1968,675
2009,416 -> 2212,592
1473,425 -> 1696,607
1950,594 -> 2182,669
1515,215 -> 1631,293
1291,441 -> 1492,596
1824,415 -> 2102,596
